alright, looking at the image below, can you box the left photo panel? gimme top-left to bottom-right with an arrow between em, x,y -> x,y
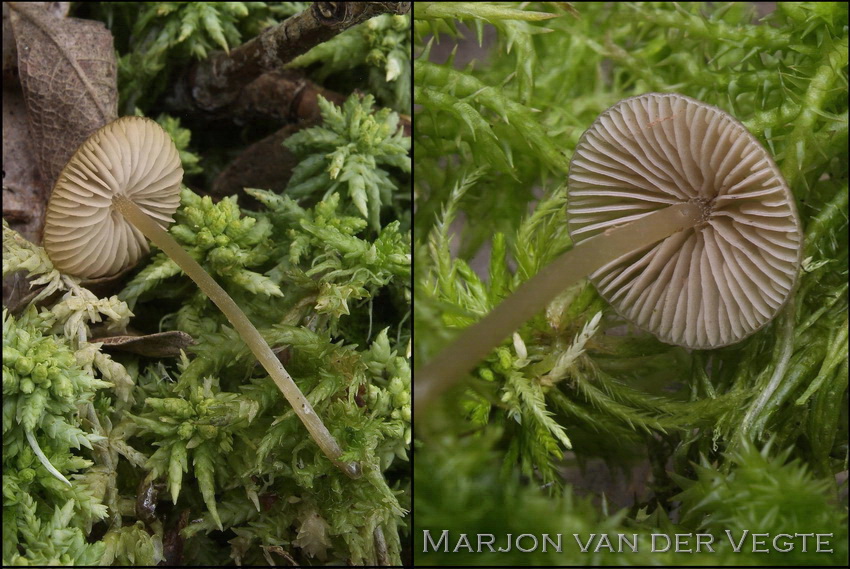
3,3 -> 412,566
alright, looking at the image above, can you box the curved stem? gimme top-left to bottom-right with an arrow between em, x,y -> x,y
27,430 -> 71,486
739,294 -> 797,439
113,194 -> 360,479
414,201 -> 703,412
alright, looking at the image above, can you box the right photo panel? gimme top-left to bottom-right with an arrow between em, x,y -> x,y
412,2 -> 849,567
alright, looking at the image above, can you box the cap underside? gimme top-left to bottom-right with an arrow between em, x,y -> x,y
567,93 -> 802,349
44,117 -> 183,278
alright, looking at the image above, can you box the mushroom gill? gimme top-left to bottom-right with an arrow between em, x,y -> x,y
44,116 -> 182,279
568,93 -> 802,349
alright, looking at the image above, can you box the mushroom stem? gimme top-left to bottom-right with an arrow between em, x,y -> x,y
112,193 -> 361,479
414,201 -> 703,411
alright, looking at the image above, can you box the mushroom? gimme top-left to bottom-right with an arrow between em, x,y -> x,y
415,93 -> 802,410
43,116 -> 360,478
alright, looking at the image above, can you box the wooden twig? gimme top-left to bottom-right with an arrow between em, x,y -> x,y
189,2 -> 411,111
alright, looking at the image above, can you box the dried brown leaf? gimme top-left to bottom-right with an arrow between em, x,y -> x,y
2,83 -> 45,242
9,2 -> 117,187
94,331 -> 196,358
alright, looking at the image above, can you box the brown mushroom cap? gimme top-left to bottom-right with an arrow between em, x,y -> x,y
567,93 -> 802,349
44,116 -> 183,278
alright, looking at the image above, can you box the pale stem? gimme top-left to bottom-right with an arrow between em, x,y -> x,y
27,430 -> 71,486
113,193 -> 360,479
414,201 -> 703,411
740,287 -> 798,438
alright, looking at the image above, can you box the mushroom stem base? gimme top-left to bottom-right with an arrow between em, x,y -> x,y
112,193 -> 361,479
414,201 -> 703,412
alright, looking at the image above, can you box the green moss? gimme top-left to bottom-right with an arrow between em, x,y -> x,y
4,8 -> 410,563
414,2 -> 848,566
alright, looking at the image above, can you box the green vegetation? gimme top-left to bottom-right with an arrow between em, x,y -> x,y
4,3 -> 410,566
414,2 -> 847,566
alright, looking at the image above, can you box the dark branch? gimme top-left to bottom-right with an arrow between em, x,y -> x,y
189,2 -> 411,112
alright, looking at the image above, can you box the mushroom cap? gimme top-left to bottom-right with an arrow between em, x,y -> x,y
567,93 -> 802,349
44,116 -> 183,278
